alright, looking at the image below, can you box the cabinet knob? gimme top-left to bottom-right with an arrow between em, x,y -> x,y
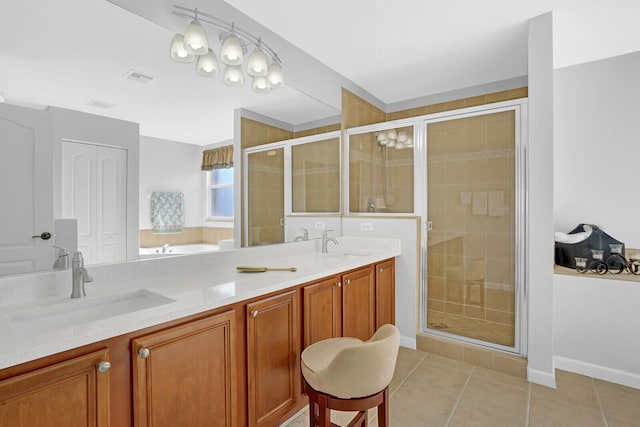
345,279 -> 351,285
250,310 -> 259,318
138,348 -> 150,359
378,267 -> 383,272
335,282 -> 342,288
97,361 -> 111,373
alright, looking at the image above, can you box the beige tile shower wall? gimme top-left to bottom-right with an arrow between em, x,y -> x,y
387,88 -> 528,121
341,88 -> 386,129
383,129 -> 414,213
139,227 -> 233,247
293,123 -> 341,138
348,133 -> 374,212
240,117 -> 293,149
291,138 -> 340,213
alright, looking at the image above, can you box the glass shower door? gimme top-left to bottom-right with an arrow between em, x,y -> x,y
425,109 -> 520,350
246,148 -> 285,246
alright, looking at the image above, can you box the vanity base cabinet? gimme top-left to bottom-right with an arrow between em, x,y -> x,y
246,290 -> 300,427
302,276 -> 342,347
131,309 -> 237,427
302,259 -> 395,348
342,265 -> 376,341
0,348 -> 110,427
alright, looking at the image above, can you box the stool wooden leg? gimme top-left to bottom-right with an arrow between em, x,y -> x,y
317,393 -> 330,427
376,387 -> 390,427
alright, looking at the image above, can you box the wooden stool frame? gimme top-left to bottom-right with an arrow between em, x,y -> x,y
303,379 -> 390,427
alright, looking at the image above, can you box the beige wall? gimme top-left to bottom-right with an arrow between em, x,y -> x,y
140,227 -> 234,247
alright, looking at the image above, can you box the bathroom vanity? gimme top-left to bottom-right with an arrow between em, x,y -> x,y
0,237 -> 399,427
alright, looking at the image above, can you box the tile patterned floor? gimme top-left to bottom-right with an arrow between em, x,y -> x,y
283,347 -> 640,427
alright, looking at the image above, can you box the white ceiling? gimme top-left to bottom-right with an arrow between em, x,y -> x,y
1,0 -> 639,146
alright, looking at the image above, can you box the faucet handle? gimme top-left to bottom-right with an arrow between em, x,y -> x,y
53,245 -> 69,255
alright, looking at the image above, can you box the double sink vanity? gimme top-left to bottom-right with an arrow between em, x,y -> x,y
0,236 -> 400,427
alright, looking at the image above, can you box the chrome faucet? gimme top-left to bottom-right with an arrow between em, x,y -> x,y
160,243 -> 171,253
321,230 -> 339,253
71,251 -> 93,298
294,228 -> 309,242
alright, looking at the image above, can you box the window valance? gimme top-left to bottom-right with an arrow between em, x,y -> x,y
201,145 -> 233,170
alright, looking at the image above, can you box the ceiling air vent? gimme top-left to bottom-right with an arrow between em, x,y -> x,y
87,99 -> 114,109
123,69 -> 157,85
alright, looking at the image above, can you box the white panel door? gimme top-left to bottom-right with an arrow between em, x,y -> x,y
62,142 -> 95,262
61,141 -> 127,265
96,146 -> 127,264
0,104 -> 53,275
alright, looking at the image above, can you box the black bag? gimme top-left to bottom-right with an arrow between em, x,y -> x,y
554,224 -> 625,269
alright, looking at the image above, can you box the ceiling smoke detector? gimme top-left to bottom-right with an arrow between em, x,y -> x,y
122,70 -> 157,85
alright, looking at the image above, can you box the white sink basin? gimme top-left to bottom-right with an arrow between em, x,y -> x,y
6,290 -> 176,335
322,252 -> 371,263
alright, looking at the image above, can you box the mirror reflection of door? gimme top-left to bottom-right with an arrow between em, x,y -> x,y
0,104 -> 54,275
247,148 -> 284,246
61,141 -> 127,265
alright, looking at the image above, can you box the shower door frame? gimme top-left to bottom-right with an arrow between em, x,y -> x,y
417,99 -> 529,356
242,131 -> 342,247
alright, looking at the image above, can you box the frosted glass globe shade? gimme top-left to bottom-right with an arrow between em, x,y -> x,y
196,50 -> 219,77
247,48 -> 269,77
170,34 -> 195,63
224,65 -> 244,86
183,20 -> 209,55
266,63 -> 284,88
252,76 -> 271,93
221,35 -> 244,65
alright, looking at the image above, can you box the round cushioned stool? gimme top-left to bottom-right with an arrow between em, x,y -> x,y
301,324 -> 400,427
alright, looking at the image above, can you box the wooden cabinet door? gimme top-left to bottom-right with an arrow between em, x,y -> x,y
247,290 -> 299,427
375,259 -> 396,329
303,276 -> 342,347
0,349 -> 110,427
132,310 -> 237,427
342,266 -> 375,341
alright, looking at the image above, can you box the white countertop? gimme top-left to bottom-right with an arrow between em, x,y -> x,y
0,237 -> 400,370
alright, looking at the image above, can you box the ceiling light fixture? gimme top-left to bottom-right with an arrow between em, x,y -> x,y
376,129 -> 414,151
170,5 -> 284,93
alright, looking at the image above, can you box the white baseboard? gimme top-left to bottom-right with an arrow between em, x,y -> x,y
400,335 -> 417,350
527,366 -> 557,388
554,356 -> 640,389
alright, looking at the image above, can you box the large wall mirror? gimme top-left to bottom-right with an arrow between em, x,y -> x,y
0,1 -> 340,276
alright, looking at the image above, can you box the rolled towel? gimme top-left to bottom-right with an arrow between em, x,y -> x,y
472,192 -> 487,215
